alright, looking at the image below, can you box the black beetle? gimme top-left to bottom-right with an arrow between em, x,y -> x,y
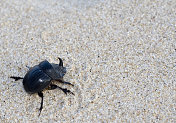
10,58 -> 74,116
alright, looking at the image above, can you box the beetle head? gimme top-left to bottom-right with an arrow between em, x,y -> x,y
51,63 -> 66,78
51,58 -> 67,78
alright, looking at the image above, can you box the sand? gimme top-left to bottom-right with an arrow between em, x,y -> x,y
0,0 -> 175,122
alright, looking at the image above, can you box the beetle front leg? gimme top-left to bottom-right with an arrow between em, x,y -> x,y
56,79 -> 74,86
49,84 -> 74,95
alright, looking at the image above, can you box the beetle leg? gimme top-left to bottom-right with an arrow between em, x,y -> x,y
10,76 -> 23,81
56,79 -> 74,86
58,57 -> 63,66
38,91 -> 44,116
49,84 -> 74,95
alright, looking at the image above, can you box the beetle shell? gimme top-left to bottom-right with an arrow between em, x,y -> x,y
23,60 -> 56,94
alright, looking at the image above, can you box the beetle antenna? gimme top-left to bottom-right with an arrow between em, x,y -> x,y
26,65 -> 30,69
10,76 -> 24,81
58,57 -> 63,66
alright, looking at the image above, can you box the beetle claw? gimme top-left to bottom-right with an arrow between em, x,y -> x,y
70,92 -> 75,96
63,88 -> 75,95
38,110 -> 42,117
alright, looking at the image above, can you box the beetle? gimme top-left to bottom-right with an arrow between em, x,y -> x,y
10,58 -> 74,116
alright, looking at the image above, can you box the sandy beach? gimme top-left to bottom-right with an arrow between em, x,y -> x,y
0,0 -> 175,122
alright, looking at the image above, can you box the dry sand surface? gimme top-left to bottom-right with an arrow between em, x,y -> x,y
0,0 -> 175,122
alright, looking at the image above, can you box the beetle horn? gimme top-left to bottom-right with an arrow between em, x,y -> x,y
58,57 -> 63,66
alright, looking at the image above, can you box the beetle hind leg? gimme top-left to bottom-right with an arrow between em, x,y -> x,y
10,76 -> 24,81
38,91 -> 44,116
